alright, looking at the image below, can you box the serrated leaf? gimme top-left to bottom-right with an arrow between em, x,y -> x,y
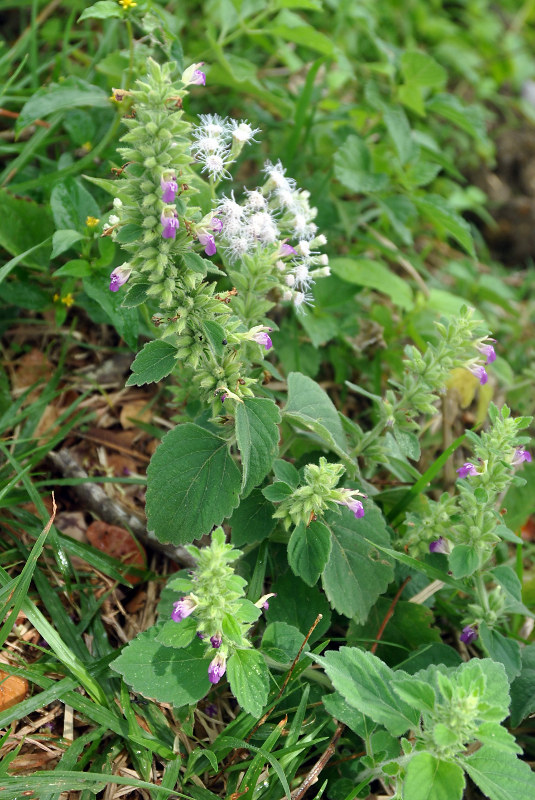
323,691 -> 375,738
121,283 -> 150,308
146,423 -> 241,545
272,459 -> 299,487
126,339 -> 178,387
229,489 -> 277,546
227,649 -> 269,717
322,504 -> 394,621
182,252 -> 210,274
415,195 -> 475,256
401,51 -> 447,88
288,520 -> 331,587
461,744 -> 535,800
51,229 -> 85,258
261,622 -> 308,664
391,677 -> 435,711
330,257 -> 414,310
262,482 -> 293,502
156,617 -> 197,649
78,0 -> 123,21
311,647 -> 420,736
236,398 -> 280,496
16,77 -> 109,131
404,754 -> 465,800
284,371 -> 347,454
112,630 -> 211,705
334,135 -> 388,193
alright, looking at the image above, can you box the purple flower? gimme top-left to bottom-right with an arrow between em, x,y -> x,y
161,173 -> 178,203
220,393 -> 227,404
460,625 -> 478,645
171,597 -> 196,622
191,69 -> 206,86
469,364 -> 488,385
211,217 -> 223,233
347,499 -> 365,519
429,537 -> 450,554
109,263 -> 132,292
161,209 -> 179,239
262,600 -> 270,610
279,242 -> 297,257
208,654 -> 226,684
513,447 -> 532,466
253,331 -> 272,350
210,635 -> 222,649
205,703 -> 218,718
199,232 -> 216,256
196,631 -> 205,640
456,462 -> 478,479
478,343 -> 496,365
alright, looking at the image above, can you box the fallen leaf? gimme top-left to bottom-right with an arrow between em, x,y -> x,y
125,590 -> 146,614
0,670 -> 28,712
120,400 -> 152,430
86,521 -> 146,584
54,511 -> 88,542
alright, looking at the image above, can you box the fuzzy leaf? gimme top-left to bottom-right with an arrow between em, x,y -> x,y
16,77 -> 109,131
284,371 -> 347,454
404,754 -> 465,800
227,649 -> 270,717
288,520 -> 331,586
461,744 -> 535,800
146,423 -> 241,545
126,339 -> 178,387
235,398 -> 281,496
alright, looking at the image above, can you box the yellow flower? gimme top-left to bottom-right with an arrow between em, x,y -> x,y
86,216 -> 100,228
82,141 -> 92,152
118,0 -> 137,9
61,294 -> 75,307
53,293 -> 60,302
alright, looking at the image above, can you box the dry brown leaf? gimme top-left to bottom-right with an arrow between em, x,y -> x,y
0,670 -> 29,711
13,348 -> 52,399
119,400 -> 152,430
54,511 -> 88,542
86,521 -> 146,584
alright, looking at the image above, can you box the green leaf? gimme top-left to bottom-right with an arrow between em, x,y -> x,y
0,191 -> 53,269
284,371 -> 347,455
261,622 -> 309,664
311,647 -> 420,736
16,77 -> 110,131
427,94 -> 487,144
334,135 -> 388,193
235,398 -> 281,496
323,691 -> 375,739
322,505 -> 394,621
403,753 -> 465,800
272,459 -> 299,488
82,274 -> 139,350
266,572 -> 332,644
227,649 -> 269,717
288,520 -> 331,587
50,178 -> 100,231
391,677 -> 435,711
156,617 -> 197,649
53,258 -> 91,277
269,10 -> 334,55
126,339 -> 178,387
112,630 -> 211,706
146,423 -> 241,545
510,644 -> 535,727
478,622 -> 521,681
78,1 -> 123,21
182,251 -> 211,274
229,489 -> 277,546
115,223 -> 144,244
415,195 -> 475,256
202,319 -> 227,358
401,51 -> 447,88
262,482 -> 293,502
121,282 -> 150,308
461,745 -> 535,800
51,229 -> 85,258
449,544 -> 479,579
330,257 -> 414,310
383,104 -> 414,164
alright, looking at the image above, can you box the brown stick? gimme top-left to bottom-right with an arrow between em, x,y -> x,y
0,108 -> 50,128
291,722 -> 345,800
371,576 -> 411,655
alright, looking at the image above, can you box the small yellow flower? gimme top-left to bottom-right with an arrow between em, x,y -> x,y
118,0 -> 137,9
82,141 -> 92,152
86,216 -> 100,228
61,293 -> 75,307
53,293 -> 60,302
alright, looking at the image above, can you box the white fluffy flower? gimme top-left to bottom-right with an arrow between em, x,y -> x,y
244,189 -> 267,211
231,120 -> 260,143
248,211 -> 279,244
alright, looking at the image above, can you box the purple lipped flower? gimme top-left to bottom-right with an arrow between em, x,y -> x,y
208,653 -> 226,684
191,69 -> 206,86
109,263 -> 132,292
469,364 -> 488,385
171,596 -> 196,622
513,447 -> 532,466
161,173 -> 178,203
199,232 -> 216,256
279,242 -> 297,257
262,600 -> 270,610
220,393 -> 227,404
161,208 -> 179,239
347,499 -> 365,519
210,634 -> 222,649
211,217 -> 223,233
478,343 -> 496,365
460,624 -> 479,645
457,462 -> 478,479
253,331 -> 272,350
196,631 -> 205,640
429,537 -> 450,554
181,63 -> 206,86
